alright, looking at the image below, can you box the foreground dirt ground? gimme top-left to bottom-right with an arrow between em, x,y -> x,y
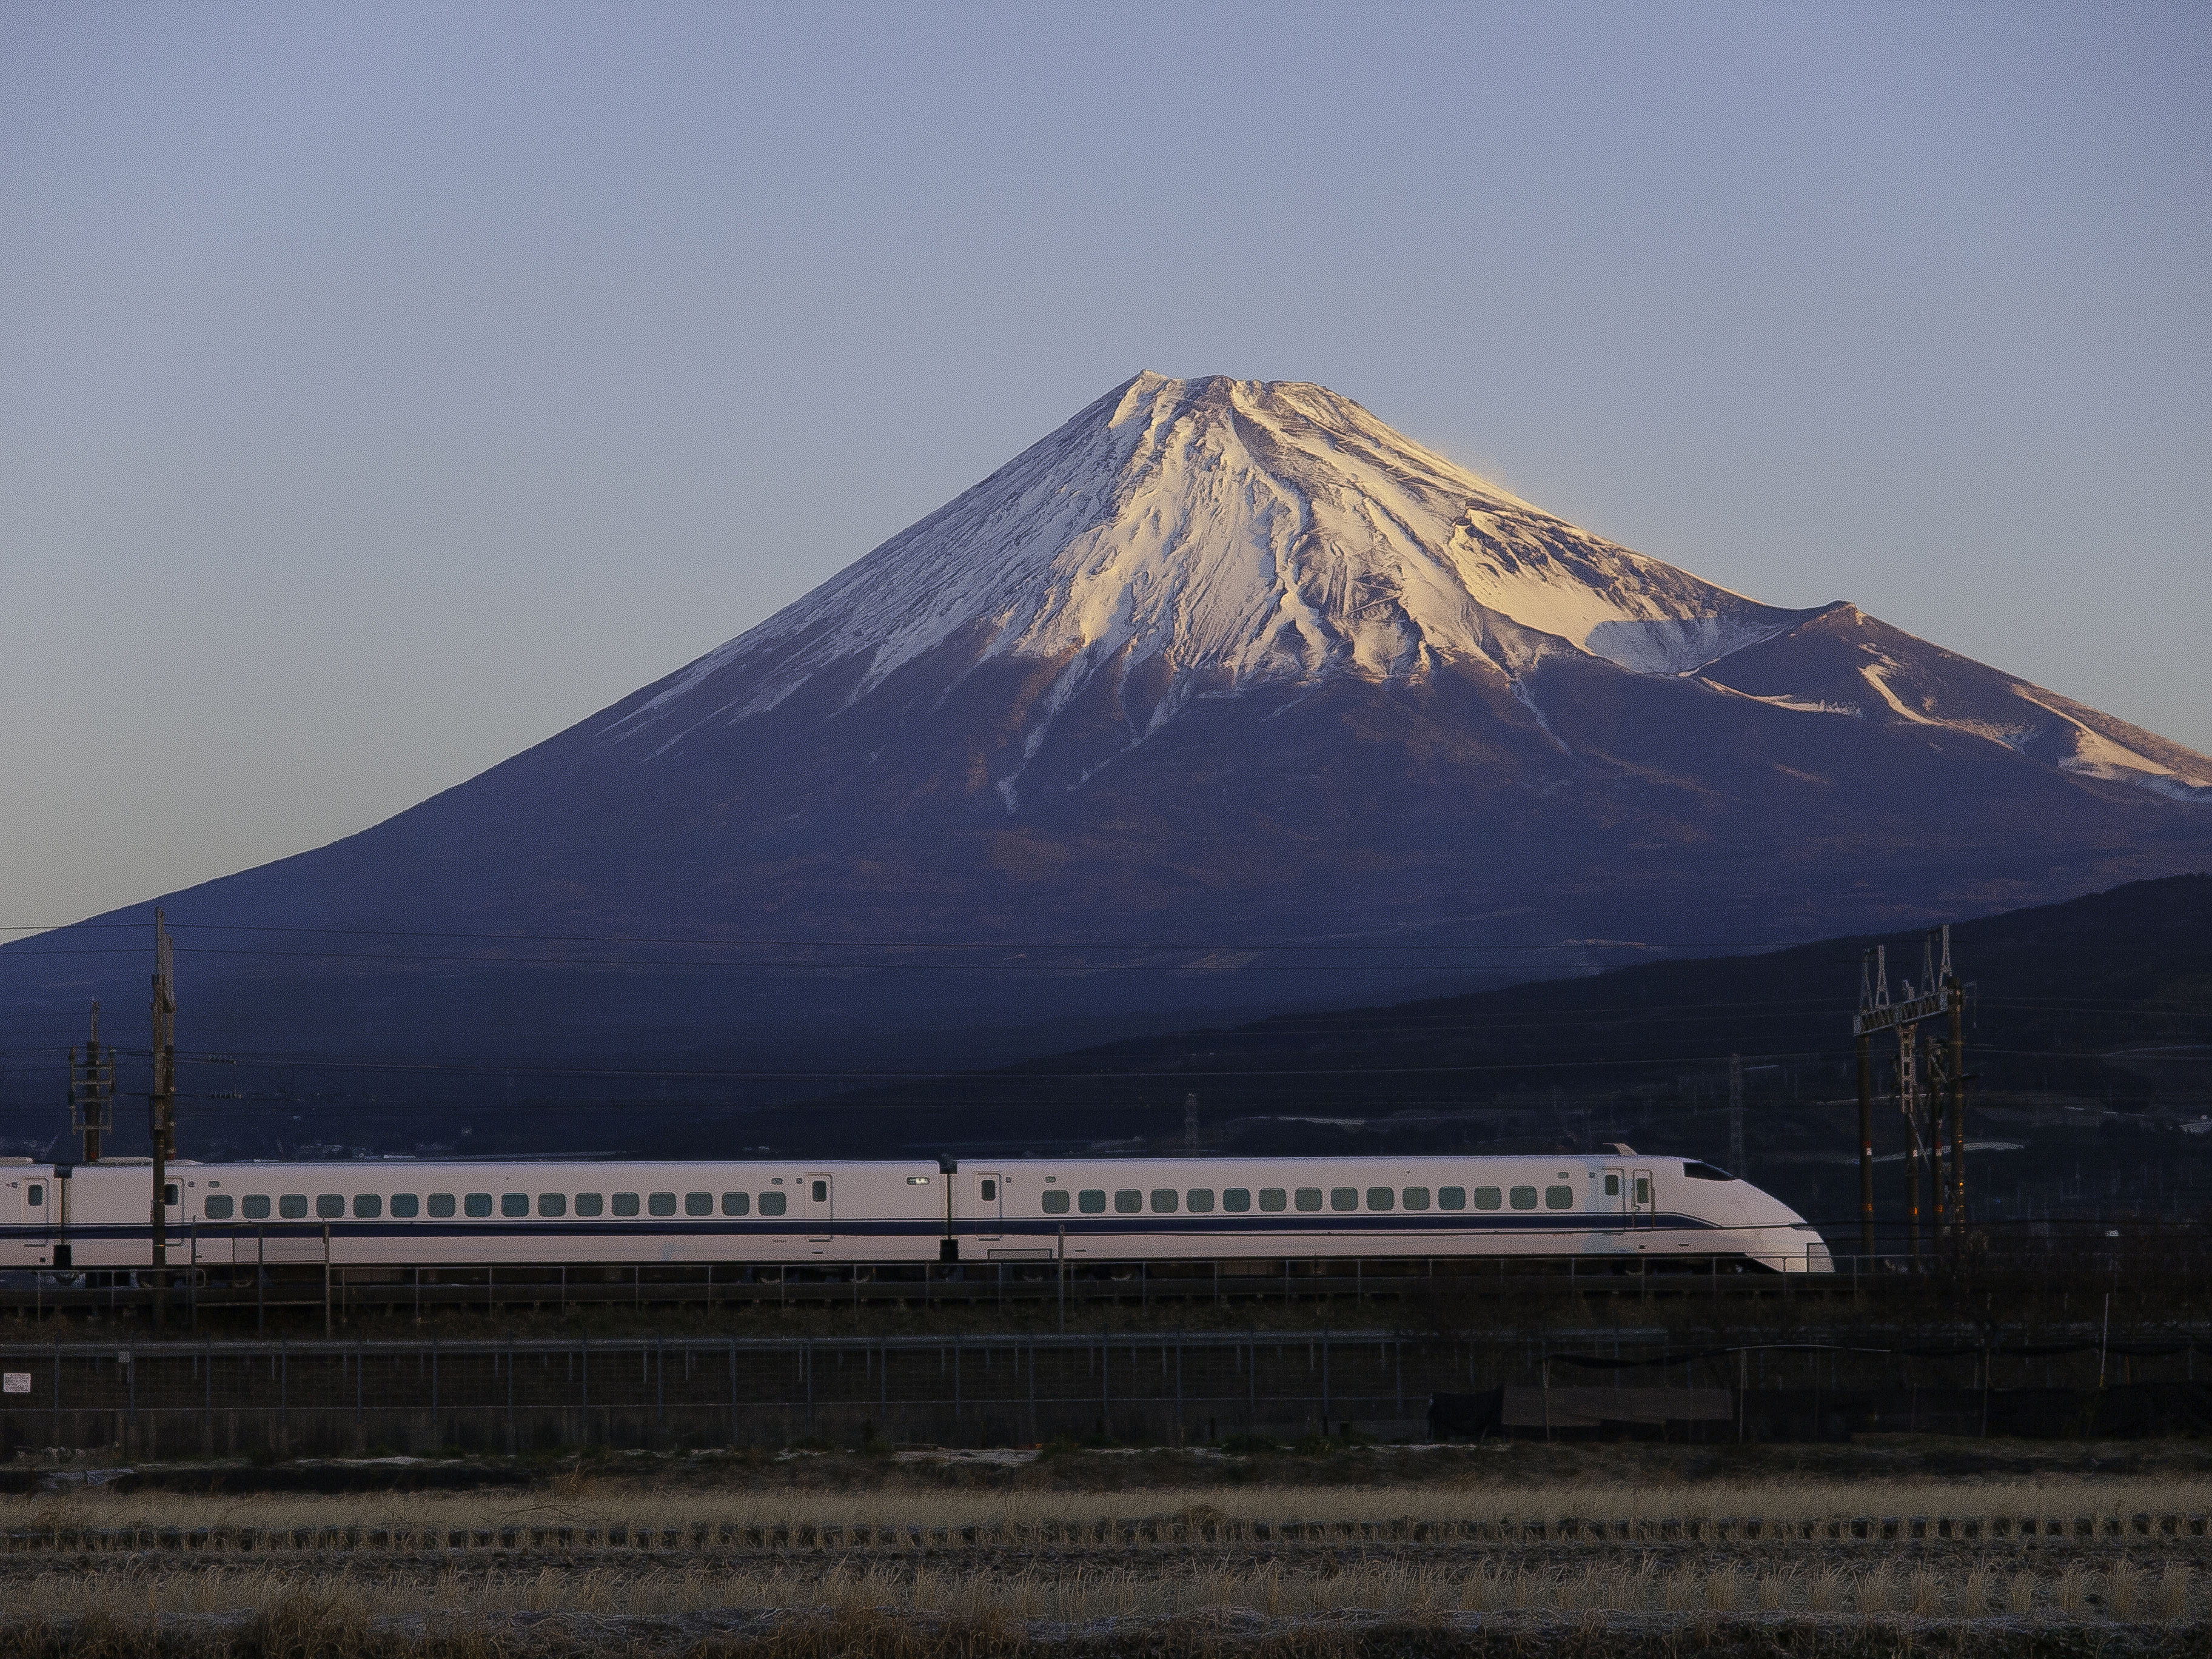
2,1438 -> 2208,1655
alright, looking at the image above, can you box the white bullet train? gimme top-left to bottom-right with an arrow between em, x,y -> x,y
0,1150 -> 1832,1275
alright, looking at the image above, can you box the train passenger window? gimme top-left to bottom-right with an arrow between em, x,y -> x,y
1439,1187 -> 1465,1210
500,1194 -> 528,1218
1295,1188 -> 1322,1212
1545,1185 -> 1574,1210
612,1193 -> 639,1216
427,1194 -> 455,1218
25,1184 -> 41,1207
315,1195 -> 343,1219
1510,1186 -> 1537,1210
1403,1187 -> 1430,1211
1114,1190 -> 1142,1214
1472,1187 -> 1501,1210
721,1192 -> 748,1216
575,1194 -> 603,1216
1366,1187 -> 1393,1211
204,1195 -> 233,1220
1187,1189 -> 1214,1213
280,1195 -> 307,1218
1078,1190 -> 1105,1213
1604,1174 -> 1620,1196
244,1195 -> 271,1219
1042,1190 -> 1069,1214
759,1191 -> 787,1216
538,1193 -> 566,1218
354,1195 -> 381,1219
649,1193 -> 677,1216
1259,1188 -> 1287,1212
464,1194 -> 492,1218
1150,1188 -> 1178,1213
1330,1187 -> 1357,1212
686,1192 -> 712,1216
1224,1189 -> 1251,1212
391,1195 -> 419,1219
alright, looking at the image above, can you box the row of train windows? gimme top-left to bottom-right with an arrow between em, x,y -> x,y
1039,1184 -> 1576,1215
199,1191 -> 791,1221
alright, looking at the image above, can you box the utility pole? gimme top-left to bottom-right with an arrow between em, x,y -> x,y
149,909 -> 176,1332
1726,1054 -> 1744,1175
1899,1016 -> 1920,1269
1856,951 -> 1875,1263
68,1001 -> 113,1164
1947,935 -> 1967,1248
1183,1092 -> 1200,1152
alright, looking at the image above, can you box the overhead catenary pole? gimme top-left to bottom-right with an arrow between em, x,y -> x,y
1900,1019 -> 1919,1270
149,909 -> 176,1331
1727,1054 -> 1744,1175
1855,948 -> 1882,1265
1946,927 -> 1966,1253
69,1001 -> 113,1164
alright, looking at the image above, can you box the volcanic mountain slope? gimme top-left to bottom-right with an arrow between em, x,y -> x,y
3,373 -> 2208,1104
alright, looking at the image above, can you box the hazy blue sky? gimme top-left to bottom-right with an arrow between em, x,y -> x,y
4,1 -> 2207,929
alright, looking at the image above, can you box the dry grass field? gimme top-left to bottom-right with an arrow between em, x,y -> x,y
1,1445 -> 2207,1655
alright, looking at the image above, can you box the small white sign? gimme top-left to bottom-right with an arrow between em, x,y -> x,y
2,1373 -> 30,1395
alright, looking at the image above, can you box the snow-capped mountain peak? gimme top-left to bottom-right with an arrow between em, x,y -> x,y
611,373 -> 1808,746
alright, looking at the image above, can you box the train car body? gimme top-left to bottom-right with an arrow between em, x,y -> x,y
0,1151 -> 1831,1276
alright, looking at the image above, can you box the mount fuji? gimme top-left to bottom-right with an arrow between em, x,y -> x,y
4,373 -> 2208,1129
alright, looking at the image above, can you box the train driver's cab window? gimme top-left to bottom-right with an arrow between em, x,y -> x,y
648,1193 -> 677,1216
1472,1187 -> 1501,1211
464,1194 -> 492,1218
244,1196 -> 271,1219
390,1195 -> 419,1218
538,1193 -> 566,1217
1403,1187 -> 1430,1210
1078,1190 -> 1105,1213
1259,1188 -> 1287,1212
720,1192 -> 748,1216
204,1195 -> 233,1219
575,1193 -> 603,1216
1186,1188 -> 1215,1213
500,1193 -> 528,1218
354,1195 -> 381,1219
612,1193 -> 640,1216
1683,1162 -> 1735,1181
1114,1190 -> 1141,1214
1042,1190 -> 1070,1214
1544,1185 -> 1574,1210
1222,1188 -> 1250,1212
758,1191 -> 786,1216
1150,1188 -> 1178,1213
1509,1186 -> 1538,1210
1439,1187 -> 1466,1210
427,1194 -> 455,1218
1366,1187 -> 1393,1210
1295,1188 -> 1322,1212
280,1195 -> 308,1219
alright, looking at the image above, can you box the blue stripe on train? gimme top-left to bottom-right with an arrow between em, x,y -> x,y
0,1213 -> 1715,1245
